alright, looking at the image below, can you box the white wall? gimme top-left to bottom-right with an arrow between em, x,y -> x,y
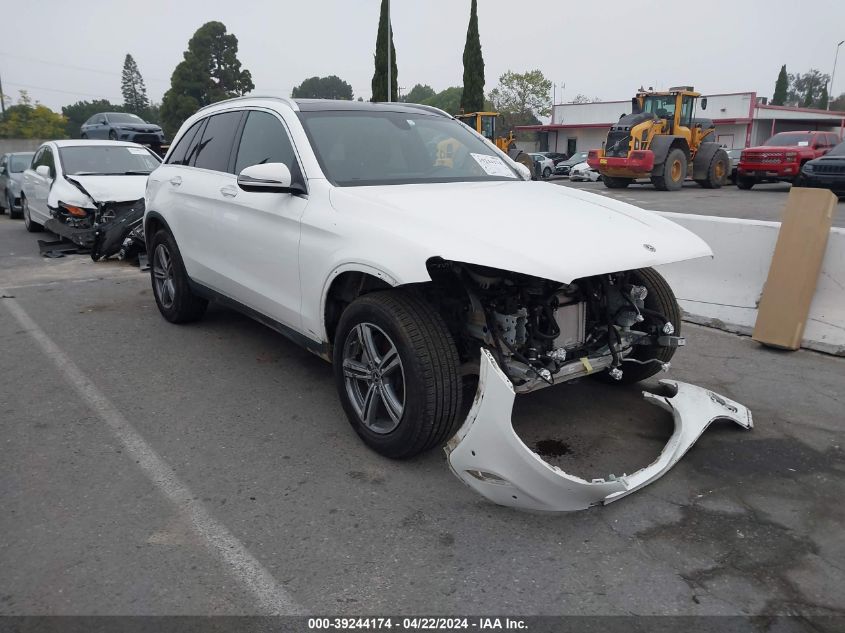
548,128 -> 607,154
552,92 -> 754,126
654,212 -> 845,356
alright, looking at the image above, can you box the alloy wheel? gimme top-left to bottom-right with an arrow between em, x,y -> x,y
152,243 -> 176,309
342,322 -> 406,434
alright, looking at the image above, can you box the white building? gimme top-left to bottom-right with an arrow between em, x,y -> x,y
516,92 -> 845,155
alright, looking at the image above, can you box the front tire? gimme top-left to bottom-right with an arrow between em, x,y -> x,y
22,196 -> 43,232
736,176 -> 755,190
651,148 -> 687,191
601,267 -> 682,385
333,290 -> 462,459
602,175 -> 632,189
696,148 -> 729,189
108,130 -> 118,140
542,167 -> 552,179
149,229 -> 208,323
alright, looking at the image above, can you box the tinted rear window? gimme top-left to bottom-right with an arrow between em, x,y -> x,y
167,119 -> 205,166
193,111 -> 243,173
829,141 -> 845,157
10,153 -> 34,172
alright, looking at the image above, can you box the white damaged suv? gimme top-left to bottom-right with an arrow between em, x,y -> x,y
145,97 -> 716,465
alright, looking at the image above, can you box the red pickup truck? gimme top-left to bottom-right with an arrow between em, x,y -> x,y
737,130 -> 840,189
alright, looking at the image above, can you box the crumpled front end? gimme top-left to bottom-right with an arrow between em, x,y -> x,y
44,196 -> 146,261
445,349 -> 753,512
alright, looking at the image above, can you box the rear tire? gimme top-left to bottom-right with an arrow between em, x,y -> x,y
149,229 -> 208,323
8,193 -> 21,219
602,175 -> 632,189
22,196 -> 43,232
598,268 -> 682,385
696,148 -> 729,189
333,290 -> 462,459
736,176 -> 755,190
543,167 -> 552,179
651,148 -> 687,191
80,133 -> 88,139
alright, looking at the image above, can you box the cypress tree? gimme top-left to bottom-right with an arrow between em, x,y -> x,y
371,0 -> 398,102
461,0 -> 485,113
818,84 -> 829,109
772,65 -> 788,106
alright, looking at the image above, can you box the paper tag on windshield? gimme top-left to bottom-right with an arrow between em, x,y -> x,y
127,148 -> 149,155
797,141 -> 809,147
471,153 -> 516,177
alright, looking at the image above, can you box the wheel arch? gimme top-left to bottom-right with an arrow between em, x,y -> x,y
321,264 -> 401,349
144,211 -> 173,252
650,135 -> 690,166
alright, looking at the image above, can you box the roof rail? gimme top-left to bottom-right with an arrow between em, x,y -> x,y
196,95 -> 299,113
397,103 -> 452,118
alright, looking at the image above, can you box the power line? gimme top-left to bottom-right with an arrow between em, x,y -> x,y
0,51 -> 169,84
2,79 -> 115,100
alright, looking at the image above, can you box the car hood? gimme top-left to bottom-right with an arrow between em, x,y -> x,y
809,155 -> 845,164
744,145 -> 810,153
330,180 -> 712,284
64,174 -> 148,203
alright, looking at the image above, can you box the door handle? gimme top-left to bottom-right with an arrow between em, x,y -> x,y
220,185 -> 238,198
169,176 -> 182,187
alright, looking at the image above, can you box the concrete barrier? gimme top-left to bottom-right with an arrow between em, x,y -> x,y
654,211 -> 845,356
0,139 -> 47,154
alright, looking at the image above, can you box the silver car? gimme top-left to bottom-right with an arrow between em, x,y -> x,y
0,152 -> 35,218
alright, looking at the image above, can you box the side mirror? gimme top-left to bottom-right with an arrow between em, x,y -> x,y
700,98 -> 708,110
237,162 -> 300,193
36,165 -> 51,178
100,118 -> 108,125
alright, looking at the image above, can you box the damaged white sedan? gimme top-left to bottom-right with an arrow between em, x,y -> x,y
21,140 -> 160,259
145,97 -> 751,511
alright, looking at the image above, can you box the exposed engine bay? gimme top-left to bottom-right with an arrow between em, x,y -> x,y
426,259 -> 685,393
422,259 -> 753,512
42,179 -> 146,262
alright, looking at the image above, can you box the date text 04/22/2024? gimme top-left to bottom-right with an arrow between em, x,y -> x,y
307,617 -> 527,630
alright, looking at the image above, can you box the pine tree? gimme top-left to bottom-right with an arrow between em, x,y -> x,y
371,0 -> 398,102
461,0 -> 485,113
121,54 -> 149,115
772,65 -> 788,106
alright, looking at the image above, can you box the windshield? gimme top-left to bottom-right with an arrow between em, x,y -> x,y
764,133 -> 813,147
828,141 -> 845,156
298,110 -> 519,186
10,153 -> 34,172
108,113 -> 146,124
58,145 -> 161,176
642,95 -> 676,118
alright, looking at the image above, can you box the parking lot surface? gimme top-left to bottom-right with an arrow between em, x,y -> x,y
1,216 -> 844,616
554,179 -> 845,228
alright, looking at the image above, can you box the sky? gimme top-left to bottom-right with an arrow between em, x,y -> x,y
2,0 -> 845,114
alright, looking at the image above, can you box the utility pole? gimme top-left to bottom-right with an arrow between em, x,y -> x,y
386,0 -> 391,103
0,70 -> 6,119
829,39 -> 844,110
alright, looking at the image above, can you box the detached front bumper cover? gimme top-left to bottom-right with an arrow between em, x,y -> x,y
445,349 -> 753,512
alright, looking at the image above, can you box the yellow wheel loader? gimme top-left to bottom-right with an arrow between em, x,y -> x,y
587,87 -> 729,191
456,111 -> 538,178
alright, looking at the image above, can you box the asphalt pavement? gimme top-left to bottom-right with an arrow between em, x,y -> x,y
1,215 -> 844,617
554,179 -> 845,228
